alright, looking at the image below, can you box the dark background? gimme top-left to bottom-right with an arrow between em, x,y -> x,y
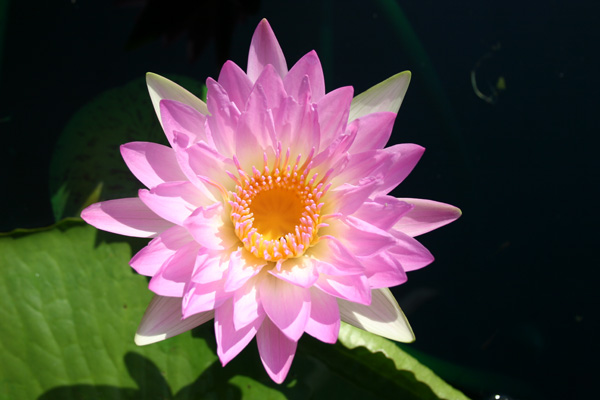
1,1 -> 598,399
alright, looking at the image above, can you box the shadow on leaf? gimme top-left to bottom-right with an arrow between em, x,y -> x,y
38,352 -> 242,400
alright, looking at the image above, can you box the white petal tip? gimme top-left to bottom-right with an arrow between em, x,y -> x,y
134,332 -> 167,346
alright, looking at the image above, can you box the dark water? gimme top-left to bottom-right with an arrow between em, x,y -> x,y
1,1 -> 597,399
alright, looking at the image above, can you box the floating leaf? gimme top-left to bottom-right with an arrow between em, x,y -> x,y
0,220 -> 469,399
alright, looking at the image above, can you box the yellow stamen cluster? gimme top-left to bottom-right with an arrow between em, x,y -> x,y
229,146 -> 330,262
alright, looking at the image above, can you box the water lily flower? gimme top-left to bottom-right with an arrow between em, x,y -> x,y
81,19 -> 461,383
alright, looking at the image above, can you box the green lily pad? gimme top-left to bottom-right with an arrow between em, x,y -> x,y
0,220 -> 468,399
49,76 -> 206,221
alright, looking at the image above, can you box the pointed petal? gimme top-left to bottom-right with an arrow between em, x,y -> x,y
336,216 -> 396,257
304,288 -> 340,344
218,60 -> 253,111
352,195 -> 414,231
359,251 -> 408,289
138,181 -> 209,226
338,288 -> 415,343
256,317 -> 297,384
206,78 -> 241,157
394,198 -> 462,237
333,144 -> 424,194
309,238 -> 364,276
190,251 -> 228,284
130,225 -> 193,276
146,73 -> 208,129
182,279 -> 229,317
260,274 -> 310,341
316,86 -> 354,149
349,71 -> 411,121
251,63 -> 287,109
225,249 -> 266,292
215,298 -> 264,366
348,111 -> 397,153
375,144 -> 425,195
182,141 -> 236,192
247,19 -> 287,82
312,118 -> 357,171
81,197 -> 173,238
184,203 -> 239,251
135,295 -> 214,346
233,275 -> 264,330
389,229 -> 435,272
120,142 -> 187,189
284,50 -> 325,102
269,257 -> 319,288
273,95 -> 319,159
148,241 -> 199,297
159,99 -> 209,149
315,273 -> 371,305
326,177 -> 379,216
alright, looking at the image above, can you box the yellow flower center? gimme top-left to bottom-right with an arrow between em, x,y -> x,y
229,147 -> 330,262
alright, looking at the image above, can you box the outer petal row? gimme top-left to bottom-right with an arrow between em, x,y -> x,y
339,288 -> 415,343
349,71 -> 411,122
135,295 -> 214,346
146,72 -> 209,126
81,197 -> 173,238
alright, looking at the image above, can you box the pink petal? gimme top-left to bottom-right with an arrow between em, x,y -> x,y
336,216 -> 396,257
190,250 -> 228,284
247,19 -> 288,82
349,71 -> 411,121
148,241 -> 200,297
183,203 -> 239,251
325,177 -> 379,216
314,273 -> 371,305
388,229 -> 435,271
130,225 -> 193,276
120,142 -> 187,189
316,86 -> 353,149
159,99 -> 209,149
81,197 -> 173,238
256,317 -> 297,384
135,295 -> 214,346
206,78 -> 241,157
182,279 -> 229,317
309,238 -> 364,276
218,60 -> 253,112
312,116 -> 358,171
348,111 -> 397,153
138,181 -> 209,226
232,275 -> 264,330
284,50 -> 325,102
338,288 -> 414,343
375,144 -> 425,195
182,141 -> 236,193
269,257 -> 319,288
330,149 -> 387,187
259,274 -> 310,341
394,198 -> 462,237
272,93 -> 319,158
333,144 -> 424,193
250,63 -> 287,109
224,249 -> 266,292
215,298 -> 264,366
304,288 -> 340,344
359,251 -> 408,289
352,195 -> 414,231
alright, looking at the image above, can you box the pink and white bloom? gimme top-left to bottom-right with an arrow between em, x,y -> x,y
81,19 -> 461,383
